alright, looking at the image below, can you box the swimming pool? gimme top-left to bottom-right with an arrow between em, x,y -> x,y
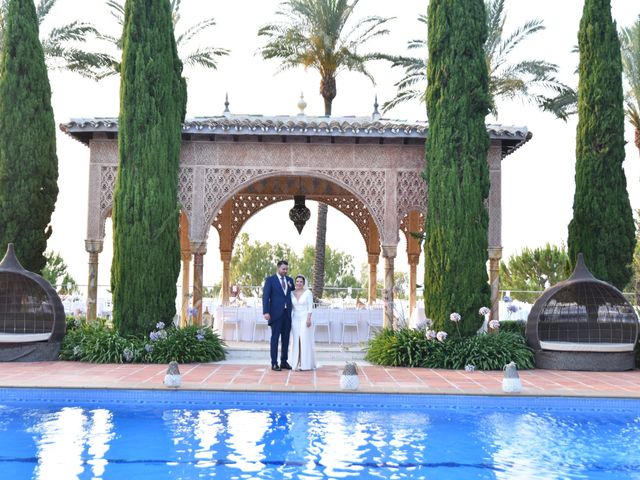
0,388 -> 639,479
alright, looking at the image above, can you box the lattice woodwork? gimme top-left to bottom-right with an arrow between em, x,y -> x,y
316,169 -> 385,228
204,167 -> 276,228
99,166 -> 117,218
397,171 -> 427,219
212,193 -> 375,250
178,167 -> 194,214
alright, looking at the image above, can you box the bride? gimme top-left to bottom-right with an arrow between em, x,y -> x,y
290,275 -> 317,371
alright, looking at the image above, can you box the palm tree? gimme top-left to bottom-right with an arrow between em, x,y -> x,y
0,0 -> 111,76
382,0 -> 575,120
258,0 -> 392,299
87,0 -> 228,79
620,15 -> 640,157
258,0 -> 392,115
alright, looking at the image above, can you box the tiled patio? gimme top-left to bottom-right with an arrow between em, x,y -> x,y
0,361 -> 639,398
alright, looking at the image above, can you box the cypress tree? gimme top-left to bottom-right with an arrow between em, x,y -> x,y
0,0 -> 58,274
111,0 -> 187,336
567,0 -> 635,290
423,0 -> 491,336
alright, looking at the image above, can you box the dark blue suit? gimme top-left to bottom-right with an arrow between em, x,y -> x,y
262,274 -> 293,366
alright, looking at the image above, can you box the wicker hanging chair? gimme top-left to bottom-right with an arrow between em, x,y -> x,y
0,243 -> 66,361
526,253 -> 639,371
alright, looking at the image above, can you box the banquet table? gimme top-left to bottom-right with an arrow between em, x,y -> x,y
214,306 -> 383,343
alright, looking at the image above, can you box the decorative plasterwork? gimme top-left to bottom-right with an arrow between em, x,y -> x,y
316,169 -> 386,232
99,166 -> 117,218
204,167 -> 276,232
178,167 -> 194,214
212,192 -> 374,250
397,171 -> 427,221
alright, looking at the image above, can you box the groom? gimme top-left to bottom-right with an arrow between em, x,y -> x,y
262,260 -> 294,371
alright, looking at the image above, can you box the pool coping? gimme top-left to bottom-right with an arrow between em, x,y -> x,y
0,362 -> 639,399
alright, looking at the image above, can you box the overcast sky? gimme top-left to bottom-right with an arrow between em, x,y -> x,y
45,0 -> 640,292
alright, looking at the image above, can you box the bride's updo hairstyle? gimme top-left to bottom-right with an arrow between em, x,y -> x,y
295,275 -> 306,285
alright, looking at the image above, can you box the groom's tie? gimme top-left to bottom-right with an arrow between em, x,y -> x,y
280,276 -> 286,293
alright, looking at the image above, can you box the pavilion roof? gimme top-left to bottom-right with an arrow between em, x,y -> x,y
60,114 -> 531,157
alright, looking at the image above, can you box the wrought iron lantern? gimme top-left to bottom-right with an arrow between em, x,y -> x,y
289,195 -> 311,234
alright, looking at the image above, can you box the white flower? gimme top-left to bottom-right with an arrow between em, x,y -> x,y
449,312 -> 461,323
479,306 -> 491,316
426,329 -> 437,340
436,331 -> 448,342
489,319 -> 500,330
465,364 -> 475,372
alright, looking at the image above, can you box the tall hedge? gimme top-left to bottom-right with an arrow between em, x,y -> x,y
0,0 -> 58,274
567,0 -> 635,290
111,0 -> 187,336
423,0 -> 492,336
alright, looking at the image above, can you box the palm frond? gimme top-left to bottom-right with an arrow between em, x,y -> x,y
175,17 -> 216,46
36,0 -> 56,24
181,47 -> 230,69
46,22 -> 100,44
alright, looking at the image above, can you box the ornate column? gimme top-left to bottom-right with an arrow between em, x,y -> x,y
85,240 -> 103,322
367,254 -> 379,304
191,242 -> 206,326
179,212 -> 191,328
180,250 -> 191,328
408,253 -> 420,319
489,246 -> 502,323
221,250 -> 232,306
405,211 -> 422,318
382,244 -> 397,328
487,146 -> 503,322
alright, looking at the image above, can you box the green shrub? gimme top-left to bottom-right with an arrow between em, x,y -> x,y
60,320 -> 225,364
366,327 -> 534,370
499,320 -> 526,336
148,325 -> 225,363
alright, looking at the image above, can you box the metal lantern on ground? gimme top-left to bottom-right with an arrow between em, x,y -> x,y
164,361 -> 182,388
526,253 -> 639,371
502,362 -> 522,393
340,362 -> 359,390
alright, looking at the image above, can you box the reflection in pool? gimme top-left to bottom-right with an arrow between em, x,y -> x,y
0,389 -> 639,479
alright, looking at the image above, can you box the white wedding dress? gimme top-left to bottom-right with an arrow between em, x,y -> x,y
290,289 -> 317,370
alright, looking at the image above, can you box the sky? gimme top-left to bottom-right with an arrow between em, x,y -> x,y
43,0 -> 640,294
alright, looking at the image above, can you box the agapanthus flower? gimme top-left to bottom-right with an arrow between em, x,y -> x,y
156,322 -> 165,330
145,344 -> 154,353
436,331 -> 448,342
73,345 -> 82,357
507,303 -> 519,313
426,329 -> 437,340
149,331 -> 158,341
449,312 -> 461,323
465,364 -> 475,372
196,329 -> 205,341
479,306 -> 491,316
157,329 -> 168,340
489,319 -> 500,330
503,295 -> 512,303
187,307 -> 198,317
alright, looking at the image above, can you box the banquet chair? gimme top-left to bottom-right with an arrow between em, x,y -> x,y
313,307 -> 332,344
252,309 -> 270,342
366,309 -> 384,338
341,309 -> 360,344
221,307 -> 240,341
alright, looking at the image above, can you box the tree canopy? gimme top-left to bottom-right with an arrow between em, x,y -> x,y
0,0 -> 58,274
567,0 -> 636,290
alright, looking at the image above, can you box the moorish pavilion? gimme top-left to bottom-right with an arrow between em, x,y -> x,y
60,99 -> 530,327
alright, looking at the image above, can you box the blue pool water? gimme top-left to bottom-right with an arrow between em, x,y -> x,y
0,389 -> 639,479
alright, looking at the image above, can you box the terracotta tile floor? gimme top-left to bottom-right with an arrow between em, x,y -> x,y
0,361 -> 639,397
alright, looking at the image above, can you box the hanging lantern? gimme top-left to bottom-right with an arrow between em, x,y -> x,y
289,195 -> 311,234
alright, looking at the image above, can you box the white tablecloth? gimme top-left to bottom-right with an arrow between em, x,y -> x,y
214,306 -> 383,343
